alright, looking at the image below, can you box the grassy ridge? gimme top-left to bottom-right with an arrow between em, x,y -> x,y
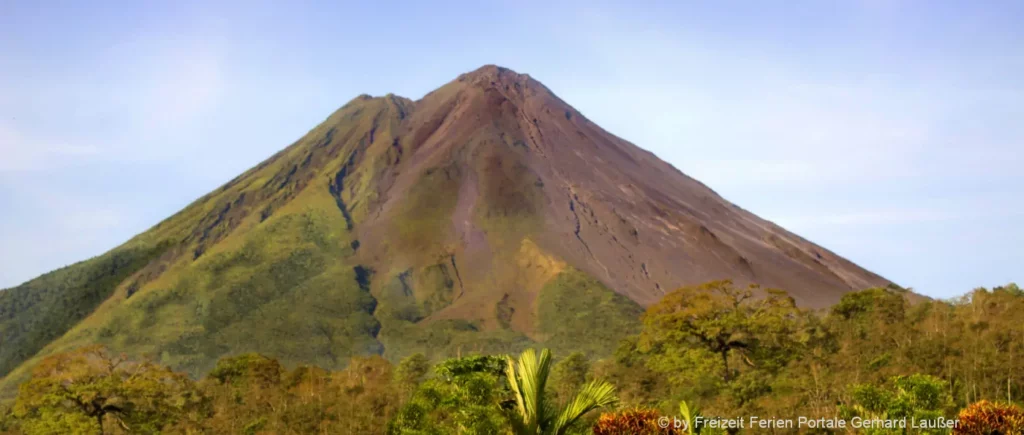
87,202 -> 382,378
0,242 -> 168,377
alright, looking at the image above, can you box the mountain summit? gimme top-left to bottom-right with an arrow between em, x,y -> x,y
0,65 -> 889,389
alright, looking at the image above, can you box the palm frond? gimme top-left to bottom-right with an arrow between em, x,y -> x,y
506,354 -> 525,418
680,400 -> 700,434
506,348 -> 554,434
550,380 -> 618,435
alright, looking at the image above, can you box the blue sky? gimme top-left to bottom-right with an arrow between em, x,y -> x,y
1,0 -> 1021,299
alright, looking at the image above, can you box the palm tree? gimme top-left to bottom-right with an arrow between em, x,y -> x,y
505,348 -> 618,435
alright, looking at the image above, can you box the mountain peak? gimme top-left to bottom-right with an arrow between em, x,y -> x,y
456,64 -> 538,91
0,65 -> 891,390
461,64 -> 527,79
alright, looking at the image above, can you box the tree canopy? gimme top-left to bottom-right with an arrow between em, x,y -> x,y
1,281 -> 1022,434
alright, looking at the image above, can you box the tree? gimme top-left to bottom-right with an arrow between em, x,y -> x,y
389,354 -> 509,434
505,348 -> 618,435
840,374 -> 954,435
200,353 -> 401,434
590,337 -> 671,409
550,352 -> 589,404
201,353 -> 285,433
640,281 -> 801,384
636,281 -> 803,415
207,353 -> 284,388
394,353 -> 431,394
11,345 -> 206,434
826,288 -> 913,384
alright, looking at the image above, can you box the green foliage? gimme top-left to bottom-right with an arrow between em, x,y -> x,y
588,338 -> 672,410
374,265 -> 459,325
550,380 -> 618,434
78,208 -> 383,378
434,354 -> 508,380
3,280 -> 1024,435
537,269 -> 643,358
505,348 -> 618,435
371,268 -> 640,367
637,280 -> 803,415
595,282 -> 1024,430
208,353 -> 283,388
200,354 -> 401,434
10,346 -> 207,434
390,355 -> 510,434
831,287 -> 907,323
0,400 -> 15,432
0,242 -> 167,379
840,374 -> 953,434
377,317 -> 535,363
395,353 -> 431,393
678,400 -> 699,434
550,352 -> 590,404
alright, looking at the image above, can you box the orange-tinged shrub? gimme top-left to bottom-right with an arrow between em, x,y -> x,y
954,400 -> 1024,435
593,408 -> 685,434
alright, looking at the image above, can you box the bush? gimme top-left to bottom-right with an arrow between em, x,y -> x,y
593,408 -> 684,434
954,400 -> 1024,435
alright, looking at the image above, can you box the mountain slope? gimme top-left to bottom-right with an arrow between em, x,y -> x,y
0,65 -> 889,391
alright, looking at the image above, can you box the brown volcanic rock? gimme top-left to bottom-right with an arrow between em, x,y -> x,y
356,65 -> 888,309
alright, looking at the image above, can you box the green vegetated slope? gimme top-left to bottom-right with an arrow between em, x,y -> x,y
0,242 -> 168,377
95,202 -> 383,375
536,268 -> 644,357
0,87 -> 642,396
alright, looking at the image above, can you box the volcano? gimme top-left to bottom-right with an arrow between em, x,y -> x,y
0,65 -> 889,388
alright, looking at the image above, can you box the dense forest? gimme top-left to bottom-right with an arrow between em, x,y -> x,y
1,281 -> 1022,434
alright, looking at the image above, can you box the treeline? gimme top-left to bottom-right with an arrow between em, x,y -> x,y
1,281 -> 1023,434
